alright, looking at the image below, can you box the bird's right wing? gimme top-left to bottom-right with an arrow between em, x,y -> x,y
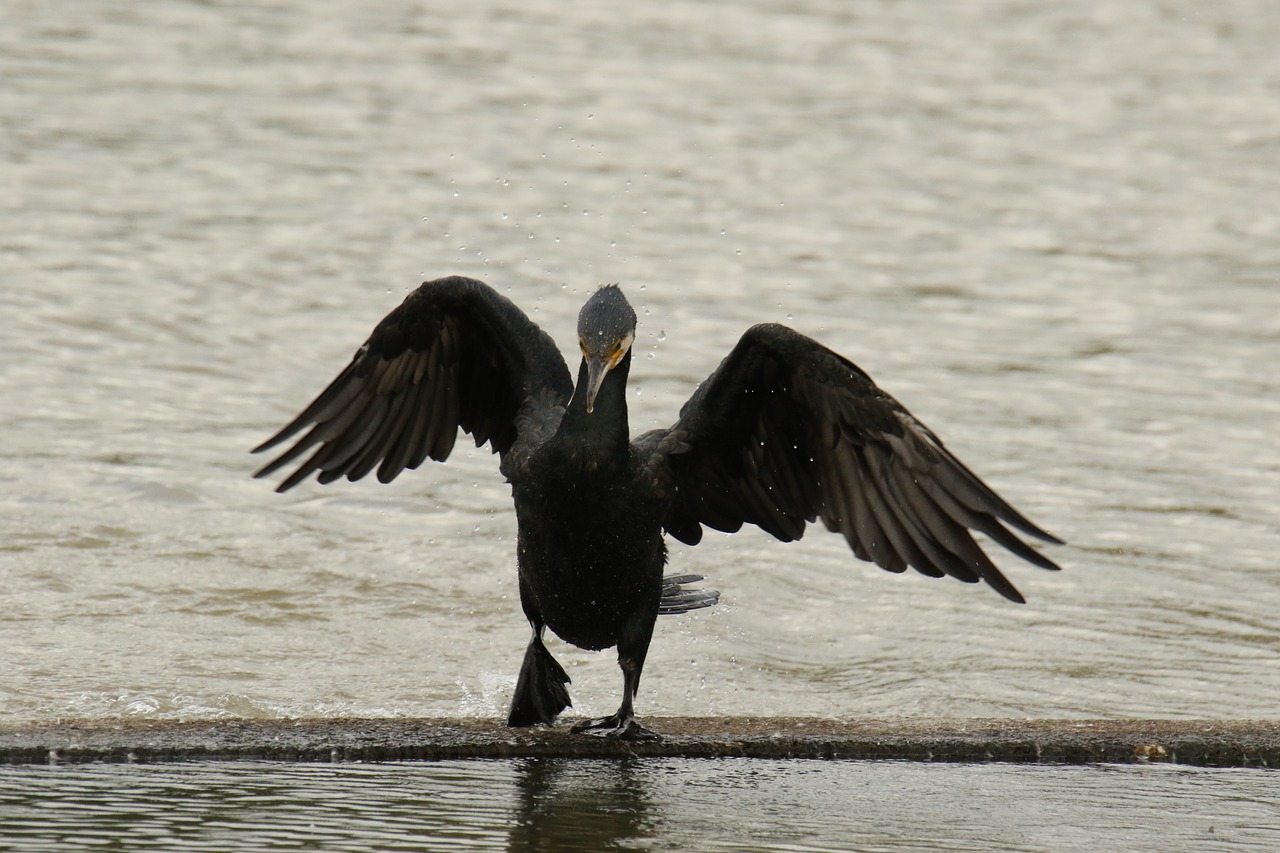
253,276 -> 573,492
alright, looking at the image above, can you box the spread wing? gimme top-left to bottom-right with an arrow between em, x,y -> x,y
636,323 -> 1062,602
253,275 -> 573,492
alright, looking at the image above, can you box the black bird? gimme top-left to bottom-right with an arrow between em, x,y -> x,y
254,276 -> 1062,739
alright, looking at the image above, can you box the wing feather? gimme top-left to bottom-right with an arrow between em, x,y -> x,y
639,322 -> 1061,601
253,276 -> 572,492
379,374 -> 430,480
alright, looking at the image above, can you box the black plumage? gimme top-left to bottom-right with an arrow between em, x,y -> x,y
254,275 -> 1062,739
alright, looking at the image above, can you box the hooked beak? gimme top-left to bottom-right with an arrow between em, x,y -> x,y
582,334 -> 633,414
584,353 -> 610,414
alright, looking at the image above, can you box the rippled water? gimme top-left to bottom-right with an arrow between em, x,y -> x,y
2,0 -> 1279,846
3,759 -> 1279,852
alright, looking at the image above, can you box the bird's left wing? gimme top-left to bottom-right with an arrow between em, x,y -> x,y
636,323 -> 1062,602
253,276 -> 573,492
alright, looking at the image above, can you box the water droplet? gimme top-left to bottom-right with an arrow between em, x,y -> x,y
657,330 -> 667,342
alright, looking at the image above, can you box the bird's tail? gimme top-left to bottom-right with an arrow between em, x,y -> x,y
659,573 -> 720,614
507,635 -> 572,727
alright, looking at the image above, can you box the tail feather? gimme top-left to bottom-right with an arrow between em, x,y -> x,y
507,637 -> 572,727
659,573 -> 720,615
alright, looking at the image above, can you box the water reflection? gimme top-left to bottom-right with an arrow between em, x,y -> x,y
2,760 -> 1278,852
508,758 -> 653,852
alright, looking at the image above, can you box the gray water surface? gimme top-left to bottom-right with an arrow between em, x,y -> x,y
3,759 -> 1279,853
2,0 -> 1279,847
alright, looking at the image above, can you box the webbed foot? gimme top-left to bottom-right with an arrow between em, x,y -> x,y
570,713 -> 661,742
508,630 -> 572,727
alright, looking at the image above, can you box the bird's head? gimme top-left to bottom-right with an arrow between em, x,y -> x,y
577,285 -> 636,414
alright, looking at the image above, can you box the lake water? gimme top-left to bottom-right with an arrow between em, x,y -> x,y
3,759 -> 1279,852
2,0 -> 1278,848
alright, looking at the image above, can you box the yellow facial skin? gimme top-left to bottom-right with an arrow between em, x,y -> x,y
581,332 -> 634,414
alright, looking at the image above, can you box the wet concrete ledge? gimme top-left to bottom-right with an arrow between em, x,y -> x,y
2,718 -> 1277,767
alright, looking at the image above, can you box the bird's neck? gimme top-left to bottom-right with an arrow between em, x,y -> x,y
563,352 -> 631,452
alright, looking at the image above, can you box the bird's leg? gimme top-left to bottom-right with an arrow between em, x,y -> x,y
507,622 -> 572,727
570,655 -> 655,740
573,614 -> 660,742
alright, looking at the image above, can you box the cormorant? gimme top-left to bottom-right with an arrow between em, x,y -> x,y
254,276 -> 1062,739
